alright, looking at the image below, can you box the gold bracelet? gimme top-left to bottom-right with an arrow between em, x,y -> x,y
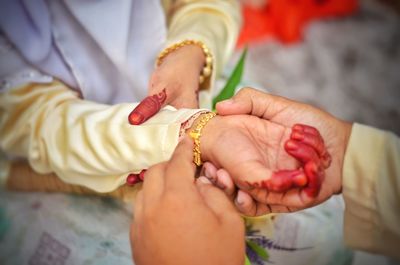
188,112 -> 216,166
156,39 -> 213,85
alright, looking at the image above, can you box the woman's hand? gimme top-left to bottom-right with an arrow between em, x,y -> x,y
211,87 -> 352,216
129,45 -> 205,125
130,137 -> 245,265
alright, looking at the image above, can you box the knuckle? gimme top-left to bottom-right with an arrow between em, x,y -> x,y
238,87 -> 253,96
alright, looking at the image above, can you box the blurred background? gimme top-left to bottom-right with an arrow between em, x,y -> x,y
229,0 -> 400,134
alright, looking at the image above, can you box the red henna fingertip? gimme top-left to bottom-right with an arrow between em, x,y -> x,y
292,124 -> 304,132
126,173 -> 141,186
261,169 -> 306,192
293,172 -> 308,187
303,161 -> 322,197
139,169 -> 147,181
285,140 -> 320,164
128,89 -> 167,125
291,131 -> 305,141
129,113 -> 145,125
285,140 -> 299,150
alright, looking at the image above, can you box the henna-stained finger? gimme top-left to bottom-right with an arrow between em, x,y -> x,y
303,161 -> 323,197
291,130 -> 325,157
291,126 -> 332,168
126,169 -> 147,186
128,88 -> 167,125
285,140 -> 320,165
292,124 -> 319,136
261,169 -> 308,192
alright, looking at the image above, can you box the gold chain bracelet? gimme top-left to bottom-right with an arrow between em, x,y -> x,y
188,112 -> 216,166
156,40 -> 213,85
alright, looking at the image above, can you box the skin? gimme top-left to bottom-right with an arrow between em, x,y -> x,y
204,87 -> 352,216
131,137 -> 245,265
129,45 -> 205,125
128,89 -> 167,125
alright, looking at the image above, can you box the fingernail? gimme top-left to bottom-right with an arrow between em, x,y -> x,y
204,166 -> 212,179
128,112 -> 145,125
198,176 -> 211,184
235,191 -> 245,205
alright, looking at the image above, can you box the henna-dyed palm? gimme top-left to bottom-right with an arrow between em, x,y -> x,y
213,88 -> 352,216
129,45 -> 204,125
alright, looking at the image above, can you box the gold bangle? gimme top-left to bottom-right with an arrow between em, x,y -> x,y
188,112 -> 216,166
156,39 -> 213,85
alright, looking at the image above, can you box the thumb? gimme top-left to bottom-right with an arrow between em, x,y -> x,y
216,87 -> 289,120
128,88 -> 168,125
196,176 -> 238,218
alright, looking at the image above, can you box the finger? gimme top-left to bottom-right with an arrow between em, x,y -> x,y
128,88 -> 167,125
203,164 -> 236,200
259,187 -> 314,209
235,190 -> 273,217
291,125 -> 331,168
292,124 -> 320,136
263,168 -> 308,192
164,136 -> 197,191
215,169 -> 236,201
235,190 -> 257,216
196,176 -> 238,218
291,130 -> 325,157
216,87 -> 290,119
126,169 -> 147,186
231,160 -> 274,191
202,162 -> 218,184
285,140 -> 320,165
142,162 -> 167,204
303,161 -> 324,198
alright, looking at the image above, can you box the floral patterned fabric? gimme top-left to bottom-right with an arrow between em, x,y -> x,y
0,188 -> 353,265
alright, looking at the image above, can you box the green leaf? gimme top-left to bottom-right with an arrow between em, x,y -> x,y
246,239 -> 269,261
245,255 -> 252,265
212,47 -> 248,110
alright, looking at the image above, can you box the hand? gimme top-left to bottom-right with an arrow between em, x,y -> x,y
213,87 -> 352,216
194,110 -> 330,215
129,45 -> 205,125
130,137 -> 245,265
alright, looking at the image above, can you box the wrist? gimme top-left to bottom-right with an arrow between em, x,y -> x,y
159,44 -> 205,72
157,40 -> 213,85
185,112 -> 220,166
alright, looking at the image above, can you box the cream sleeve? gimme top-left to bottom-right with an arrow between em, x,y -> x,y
0,82 -> 204,192
342,123 -> 400,259
162,0 -> 242,109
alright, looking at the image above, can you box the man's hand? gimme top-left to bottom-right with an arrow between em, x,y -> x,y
130,137 -> 245,265
212,87 -> 352,216
129,45 -> 204,125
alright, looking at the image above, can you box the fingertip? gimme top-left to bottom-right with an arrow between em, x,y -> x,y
203,162 -> 217,180
285,139 -> 299,150
197,176 -> 212,186
235,190 -> 255,216
216,169 -> 234,191
215,99 -> 236,114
